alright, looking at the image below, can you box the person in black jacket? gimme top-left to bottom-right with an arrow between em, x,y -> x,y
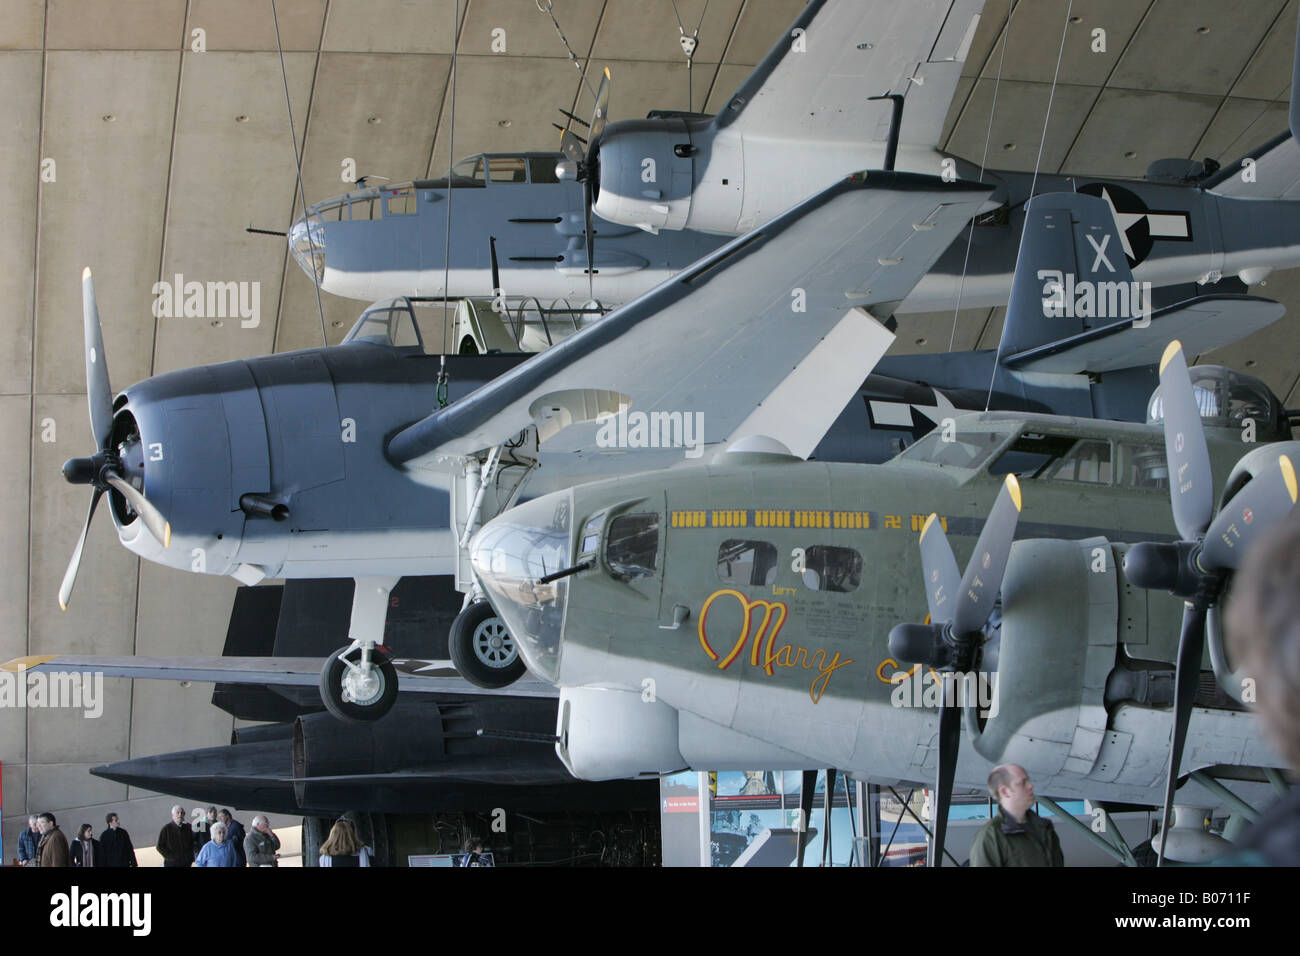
99,812 -> 138,867
156,805 -> 194,868
70,824 -> 101,868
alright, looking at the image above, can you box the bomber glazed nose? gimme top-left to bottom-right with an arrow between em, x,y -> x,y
468,491 -> 575,684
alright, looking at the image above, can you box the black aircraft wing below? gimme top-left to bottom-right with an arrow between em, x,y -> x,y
2,654 -> 558,699
386,170 -> 993,464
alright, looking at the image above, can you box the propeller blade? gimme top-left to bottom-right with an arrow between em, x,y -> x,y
1156,341 -> 1214,541
590,67 -> 611,141
1157,603 -> 1207,866
489,235 -> 502,301
796,769 -> 816,867
584,178 -> 596,303
58,487 -> 104,611
952,474 -> 1023,636
82,267 -> 115,451
918,513 -> 961,626
560,129 -> 586,166
104,475 -> 171,549
1201,454 -> 1299,571
929,703 -> 961,867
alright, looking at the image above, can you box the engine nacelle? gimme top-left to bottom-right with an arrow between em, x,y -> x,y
556,686 -> 685,780
592,119 -> 698,234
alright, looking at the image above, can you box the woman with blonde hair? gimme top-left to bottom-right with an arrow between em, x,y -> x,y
318,818 -> 372,867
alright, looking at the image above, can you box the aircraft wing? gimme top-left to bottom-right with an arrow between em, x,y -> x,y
712,0 -> 985,148
2,654 -> 558,699
387,170 -> 993,464
1206,131 -> 1300,200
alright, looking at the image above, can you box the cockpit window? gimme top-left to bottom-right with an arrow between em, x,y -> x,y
898,430 -> 1007,469
342,297 -> 423,349
605,513 -> 659,580
487,157 -> 528,183
802,545 -> 863,593
579,512 -> 605,556
717,539 -> 778,587
990,434 -> 1112,483
386,186 -> 417,215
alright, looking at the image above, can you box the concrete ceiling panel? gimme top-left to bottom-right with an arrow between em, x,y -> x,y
429,54 -> 595,162
1191,97 -> 1288,165
1230,0 -> 1297,100
29,395 -> 139,655
322,0 -> 459,54
25,682 -> 132,764
977,0 -> 1150,88
1062,87 -> 1220,179
0,764 -> 27,832
27,762 -> 128,815
0,0 -> 45,50
722,0 -> 809,65
589,0 -> 743,64
272,268 -> 365,355
579,57 -> 718,127
961,0 -> 1012,78
0,395 -> 32,659
153,52 -> 315,374
1110,0 -> 1286,97
35,52 -> 179,395
463,0 -> 603,59
186,0 -> 327,52
702,61 -> 753,115
46,0 -> 186,50
300,52 -> 450,206
0,53 -> 41,394
945,79 -> 1096,174
889,306 -> 992,355
0,711 -> 26,767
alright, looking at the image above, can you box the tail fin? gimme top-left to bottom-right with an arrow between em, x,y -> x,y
998,192 -> 1283,373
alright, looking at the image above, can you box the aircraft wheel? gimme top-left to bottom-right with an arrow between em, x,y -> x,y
319,647 -> 398,723
450,601 -> 525,688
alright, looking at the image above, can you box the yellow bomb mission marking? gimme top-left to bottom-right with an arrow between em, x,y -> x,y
697,588 -> 853,703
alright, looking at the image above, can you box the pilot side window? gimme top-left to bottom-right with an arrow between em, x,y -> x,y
1118,440 -> 1168,490
605,513 -> 659,581
989,434 -> 1112,484
802,545 -> 863,593
487,157 -> 528,183
717,539 -> 779,587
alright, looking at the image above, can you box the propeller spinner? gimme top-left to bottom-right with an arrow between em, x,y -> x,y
58,268 -> 171,610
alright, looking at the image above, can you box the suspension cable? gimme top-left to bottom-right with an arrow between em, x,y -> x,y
271,0 -> 328,347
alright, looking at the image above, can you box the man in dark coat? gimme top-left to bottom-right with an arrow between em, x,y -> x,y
37,812 -> 70,868
219,809 -> 247,867
156,805 -> 194,868
969,764 -> 1064,867
100,812 -> 138,867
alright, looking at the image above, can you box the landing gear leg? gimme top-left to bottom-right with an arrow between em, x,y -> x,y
319,576 -> 400,723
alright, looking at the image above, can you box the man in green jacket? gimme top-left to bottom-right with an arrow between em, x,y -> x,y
969,764 -> 1064,867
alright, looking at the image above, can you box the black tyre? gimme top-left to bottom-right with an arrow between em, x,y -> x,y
319,647 -> 399,723
449,601 -> 526,688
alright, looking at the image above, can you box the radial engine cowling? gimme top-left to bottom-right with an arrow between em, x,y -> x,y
591,119 -> 696,234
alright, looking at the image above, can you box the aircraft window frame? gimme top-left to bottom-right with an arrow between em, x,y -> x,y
385,186 -> 417,215
989,433 -> 1113,484
1117,439 -> 1168,491
486,156 -> 529,184
897,430 -> 1011,470
801,545 -> 863,593
579,511 -> 606,557
453,156 -> 486,182
348,196 -> 379,221
604,512 -> 660,581
716,539 -> 779,588
341,298 -> 424,350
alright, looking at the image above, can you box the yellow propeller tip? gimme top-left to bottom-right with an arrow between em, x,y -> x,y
1281,455 -> 1298,504
163,523 -> 172,549
603,66 -> 611,79
1159,340 -> 1183,374
82,266 -> 92,280
919,512 -> 940,540
1005,473 -> 1022,511
58,600 -> 68,612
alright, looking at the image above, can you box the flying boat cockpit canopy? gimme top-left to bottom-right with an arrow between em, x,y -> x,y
1146,365 -> 1288,441
342,296 -> 424,350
